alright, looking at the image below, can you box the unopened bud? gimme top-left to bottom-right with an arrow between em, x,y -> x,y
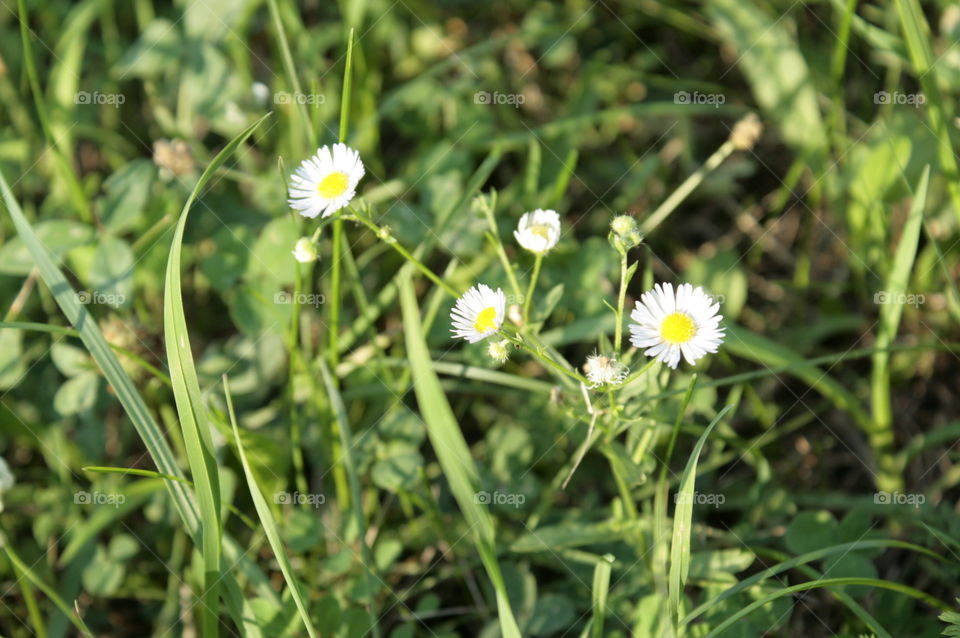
729,113 -> 763,151
487,340 -> 510,365
292,237 -> 318,263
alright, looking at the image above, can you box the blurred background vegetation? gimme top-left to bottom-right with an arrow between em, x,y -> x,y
0,0 -> 959,636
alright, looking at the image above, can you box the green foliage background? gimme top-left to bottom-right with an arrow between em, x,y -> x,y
0,0 -> 958,636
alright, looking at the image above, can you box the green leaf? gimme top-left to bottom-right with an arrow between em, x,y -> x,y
0,135 -> 272,636
669,405 -> 733,627
53,371 -> 99,416
589,555 -> 614,638
99,160 -> 156,233
224,375 -> 319,638
82,547 -> 125,596
0,329 -> 27,390
527,594 -> 576,636
400,274 -> 522,638
0,220 -> 94,276
162,115 -> 272,638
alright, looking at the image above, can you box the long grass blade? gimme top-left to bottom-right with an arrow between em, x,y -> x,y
870,166 -> 929,491
703,577 -> 949,637
668,404 -> 733,628
224,375 -> 319,638
399,274 -> 522,638
163,112 -> 272,637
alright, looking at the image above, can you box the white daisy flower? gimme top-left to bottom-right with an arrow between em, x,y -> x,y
514,209 -> 561,254
291,237 -> 318,263
450,284 -> 506,343
288,143 -> 365,219
629,283 -> 725,369
584,353 -> 628,388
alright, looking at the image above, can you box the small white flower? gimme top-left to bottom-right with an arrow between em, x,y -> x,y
291,237 -> 318,263
251,82 -> 270,105
514,209 -> 561,254
288,143 -> 365,219
584,353 -> 628,388
629,282 -> 725,369
450,284 -> 506,343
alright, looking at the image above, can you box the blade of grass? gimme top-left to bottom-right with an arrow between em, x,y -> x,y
0,527 -> 93,637
870,165 -> 928,491
682,538 -> 944,626
894,0 -> 960,226
266,0 -> 315,145
162,119 -> 273,638
653,375 -> 698,602
0,155 -> 270,635
0,321 -> 172,386
399,274 -> 522,638
703,577 -> 948,638
16,0 -> 91,221
317,357 -> 381,638
328,27 -> 355,370
589,554 -> 614,638
668,404 -> 733,629
224,375 -> 319,638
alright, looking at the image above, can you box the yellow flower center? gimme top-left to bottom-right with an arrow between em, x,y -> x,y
660,312 -> 696,344
317,171 -> 349,198
474,306 -> 498,333
529,224 -> 552,241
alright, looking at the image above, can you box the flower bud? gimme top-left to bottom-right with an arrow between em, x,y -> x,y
487,340 -> 510,365
292,237 -> 318,263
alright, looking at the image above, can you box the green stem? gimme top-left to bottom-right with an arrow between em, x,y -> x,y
353,214 -> 459,297
328,220 -> 343,369
480,197 -> 523,300
640,140 -> 736,235
522,253 -> 543,328
288,263 -> 308,496
621,357 -> 660,386
614,252 -> 628,352
503,332 -> 587,385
